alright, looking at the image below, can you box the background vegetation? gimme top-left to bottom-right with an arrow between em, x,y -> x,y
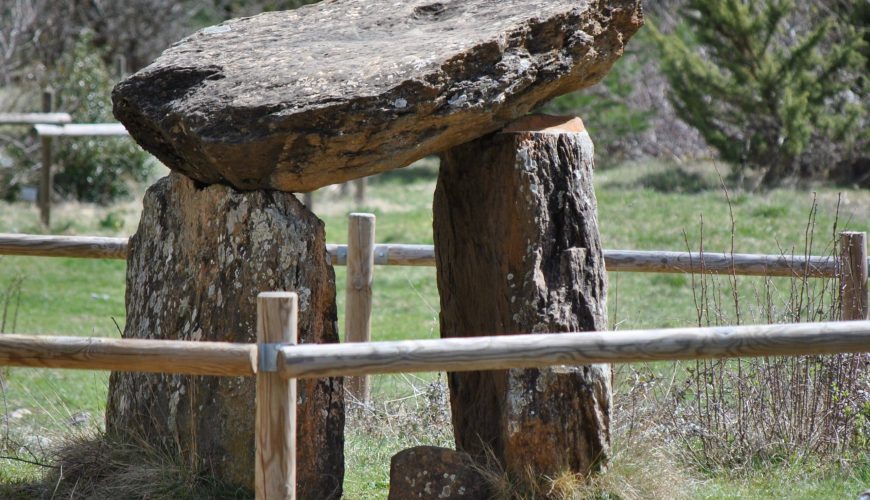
651,0 -> 867,187
548,0 -> 868,188
2,0 -> 867,202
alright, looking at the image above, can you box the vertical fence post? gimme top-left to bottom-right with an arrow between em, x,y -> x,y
116,54 -> 128,79
354,178 -> 367,205
345,213 -> 375,402
302,192 -> 313,210
39,88 -> 54,228
255,292 -> 297,500
839,231 -> 868,320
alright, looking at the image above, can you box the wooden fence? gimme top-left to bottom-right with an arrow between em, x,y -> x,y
0,212 -> 868,497
1,219 -> 867,403
1,294 -> 869,498
0,113 -> 72,125
1,89 -> 129,227
0,229 -> 862,278
2,105 -> 358,226
30,121 -> 129,227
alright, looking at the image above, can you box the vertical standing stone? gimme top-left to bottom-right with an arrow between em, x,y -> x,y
105,173 -> 344,499
433,115 -> 610,479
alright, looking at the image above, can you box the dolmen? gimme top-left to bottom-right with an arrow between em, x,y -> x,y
106,0 -> 642,498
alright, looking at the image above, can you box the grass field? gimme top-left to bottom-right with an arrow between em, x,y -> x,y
1,158 -> 869,498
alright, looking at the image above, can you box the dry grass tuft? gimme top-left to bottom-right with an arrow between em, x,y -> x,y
572,438 -> 696,500
470,421 -> 697,500
35,431 -> 249,499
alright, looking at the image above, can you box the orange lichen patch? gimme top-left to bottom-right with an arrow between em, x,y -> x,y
502,115 -> 586,134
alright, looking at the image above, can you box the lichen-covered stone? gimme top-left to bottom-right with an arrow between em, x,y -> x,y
434,115 -> 610,479
113,0 -> 643,192
388,446 -> 488,499
105,173 -> 344,498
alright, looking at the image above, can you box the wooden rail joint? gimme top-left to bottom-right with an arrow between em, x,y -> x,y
258,342 -> 290,373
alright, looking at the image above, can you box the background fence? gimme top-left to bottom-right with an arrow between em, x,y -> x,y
0,104 -> 362,227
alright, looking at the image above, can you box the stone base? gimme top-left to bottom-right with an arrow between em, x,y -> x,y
105,173 -> 344,498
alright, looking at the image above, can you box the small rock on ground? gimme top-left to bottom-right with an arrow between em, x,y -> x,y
388,446 -> 488,499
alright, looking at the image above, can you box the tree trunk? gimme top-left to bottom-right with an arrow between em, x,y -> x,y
433,115 -> 611,480
105,173 -> 344,499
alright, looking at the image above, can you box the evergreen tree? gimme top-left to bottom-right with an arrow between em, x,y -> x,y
652,0 -> 867,187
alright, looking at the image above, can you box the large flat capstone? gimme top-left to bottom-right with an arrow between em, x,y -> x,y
113,0 -> 642,192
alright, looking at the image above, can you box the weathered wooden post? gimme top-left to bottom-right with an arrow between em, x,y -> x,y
434,115 -> 610,480
256,292 -> 298,500
354,178 -> 367,206
345,213 -> 375,402
840,231 -> 868,320
39,87 -> 54,227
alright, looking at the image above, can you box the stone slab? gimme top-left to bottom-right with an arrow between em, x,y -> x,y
113,0 -> 642,192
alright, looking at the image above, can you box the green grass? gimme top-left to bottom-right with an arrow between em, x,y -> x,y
1,158 -> 869,497
695,455 -> 870,499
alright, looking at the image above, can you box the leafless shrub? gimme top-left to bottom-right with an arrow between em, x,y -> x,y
345,374 -> 453,448
359,374 -> 698,499
471,371 -> 697,500
657,194 -> 870,470
472,436 -> 694,500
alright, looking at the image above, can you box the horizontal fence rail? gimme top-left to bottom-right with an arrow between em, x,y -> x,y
0,233 -> 128,259
0,334 -> 257,376
0,233 -> 853,278
327,243 -> 435,267
277,321 -> 870,379
0,112 -> 72,125
33,123 -> 129,137
0,322 -> 868,380
600,249 -> 840,277
0,321 -> 870,378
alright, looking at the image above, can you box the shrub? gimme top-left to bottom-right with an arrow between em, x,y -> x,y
668,201 -> 869,468
638,167 -> 713,194
651,0 -> 867,187
51,33 -> 152,204
542,32 -> 653,167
